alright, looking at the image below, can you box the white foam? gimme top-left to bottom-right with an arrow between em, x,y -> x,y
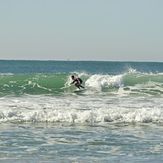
0,73 -> 14,76
127,67 -> 137,74
85,74 -> 123,91
0,95 -> 163,124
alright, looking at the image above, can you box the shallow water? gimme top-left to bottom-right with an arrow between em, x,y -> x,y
0,123 -> 163,163
0,94 -> 163,162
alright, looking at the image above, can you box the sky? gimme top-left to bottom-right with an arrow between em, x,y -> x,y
0,0 -> 163,61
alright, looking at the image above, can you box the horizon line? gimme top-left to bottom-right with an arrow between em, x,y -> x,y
0,59 -> 163,63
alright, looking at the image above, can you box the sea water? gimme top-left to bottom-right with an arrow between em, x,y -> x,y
0,60 -> 163,162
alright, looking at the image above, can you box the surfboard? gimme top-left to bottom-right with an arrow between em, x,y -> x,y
73,89 -> 85,93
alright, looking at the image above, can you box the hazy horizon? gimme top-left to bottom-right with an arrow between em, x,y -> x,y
3,58 -> 161,62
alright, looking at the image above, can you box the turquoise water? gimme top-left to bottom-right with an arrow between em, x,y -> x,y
0,60 -> 163,162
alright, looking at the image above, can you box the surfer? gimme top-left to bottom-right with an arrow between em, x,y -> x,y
71,75 -> 84,89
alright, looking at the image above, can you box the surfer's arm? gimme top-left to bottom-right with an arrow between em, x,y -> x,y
71,79 -> 77,84
70,80 -> 75,84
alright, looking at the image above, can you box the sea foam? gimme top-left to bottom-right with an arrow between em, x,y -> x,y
0,95 -> 163,124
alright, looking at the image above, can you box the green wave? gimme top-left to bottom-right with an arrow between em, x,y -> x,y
0,73 -> 69,96
0,72 -> 163,96
123,73 -> 163,86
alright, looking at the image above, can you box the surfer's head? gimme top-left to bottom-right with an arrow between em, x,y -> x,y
71,75 -> 75,79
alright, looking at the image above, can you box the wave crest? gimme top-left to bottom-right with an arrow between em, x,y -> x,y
0,72 -> 163,96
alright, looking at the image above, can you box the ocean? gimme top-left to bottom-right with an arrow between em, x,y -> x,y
0,60 -> 163,163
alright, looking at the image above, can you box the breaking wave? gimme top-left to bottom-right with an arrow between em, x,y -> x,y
0,70 -> 163,96
0,95 -> 163,124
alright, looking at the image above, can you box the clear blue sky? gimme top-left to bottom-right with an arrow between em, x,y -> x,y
0,0 -> 163,61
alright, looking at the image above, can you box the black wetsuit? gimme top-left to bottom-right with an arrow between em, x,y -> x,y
72,78 -> 84,89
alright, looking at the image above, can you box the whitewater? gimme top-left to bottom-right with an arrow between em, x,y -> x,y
0,60 -> 163,162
